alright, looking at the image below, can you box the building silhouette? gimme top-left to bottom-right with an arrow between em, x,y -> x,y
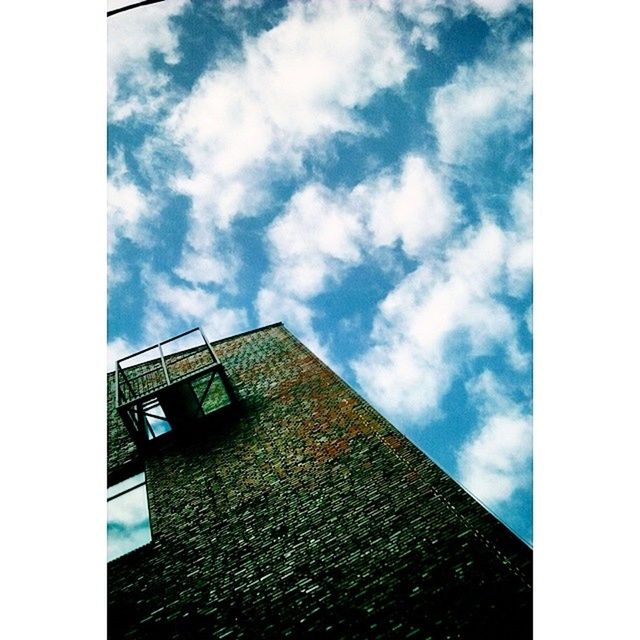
107,323 -> 532,638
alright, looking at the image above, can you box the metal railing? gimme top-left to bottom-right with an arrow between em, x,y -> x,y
115,327 -> 220,408
114,327 -> 237,449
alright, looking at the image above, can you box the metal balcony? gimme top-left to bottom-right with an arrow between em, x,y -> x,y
115,327 -> 236,447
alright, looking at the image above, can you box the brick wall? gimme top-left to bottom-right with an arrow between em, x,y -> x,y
108,323 -> 532,639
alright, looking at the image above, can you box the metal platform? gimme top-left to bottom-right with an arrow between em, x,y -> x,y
115,328 -> 236,447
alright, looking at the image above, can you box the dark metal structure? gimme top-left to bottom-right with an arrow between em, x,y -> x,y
115,327 -> 236,448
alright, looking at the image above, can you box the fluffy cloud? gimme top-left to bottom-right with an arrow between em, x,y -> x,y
525,305 -> 532,334
107,149 -> 153,254
264,184 -> 364,301
108,268 -> 249,370
107,0 -> 188,121
221,0 -> 266,9
457,370 -> 532,505
355,154 -> 533,419
141,270 -> 248,344
510,170 -> 532,235
107,336 -> 139,372
457,413 -> 532,504
352,219 -> 524,422
165,0 -> 414,285
505,172 -> 532,297
355,154 -> 459,256
262,154 -> 457,297
375,0 -> 530,49
465,0 -> 529,17
430,37 -> 532,164
257,154 -> 458,361
347,165 -> 531,423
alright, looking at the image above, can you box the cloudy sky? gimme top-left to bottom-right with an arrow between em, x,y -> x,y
107,0 -> 532,543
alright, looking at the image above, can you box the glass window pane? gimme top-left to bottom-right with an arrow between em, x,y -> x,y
107,472 -> 145,499
107,479 -> 151,561
145,403 -> 172,438
191,373 -> 231,415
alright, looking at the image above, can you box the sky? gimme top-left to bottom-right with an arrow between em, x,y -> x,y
107,0 -> 533,543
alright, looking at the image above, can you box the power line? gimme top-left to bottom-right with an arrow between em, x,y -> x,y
107,0 -> 166,17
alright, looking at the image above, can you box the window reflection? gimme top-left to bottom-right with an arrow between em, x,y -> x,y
145,402 -> 172,439
107,472 -> 151,561
191,371 -> 231,415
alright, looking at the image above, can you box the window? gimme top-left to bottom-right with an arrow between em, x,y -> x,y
143,399 -> 172,440
189,369 -> 232,415
148,369 -> 233,437
107,472 -> 151,562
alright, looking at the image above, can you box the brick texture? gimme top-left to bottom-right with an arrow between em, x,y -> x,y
108,323 -> 532,639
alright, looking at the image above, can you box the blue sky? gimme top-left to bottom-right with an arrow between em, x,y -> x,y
107,0 -> 533,543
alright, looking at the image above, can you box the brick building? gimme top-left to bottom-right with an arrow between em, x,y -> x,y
107,322 -> 532,638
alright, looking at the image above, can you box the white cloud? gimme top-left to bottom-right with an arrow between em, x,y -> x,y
464,369 -> 513,414
107,149 -> 153,255
108,268 -> 249,370
351,217 -> 527,422
262,154 -> 457,299
108,0 -> 188,121
465,0 -> 528,17
107,336 -> 138,372
165,0 -> 414,285
525,304 -> 532,334
265,184 -> 364,301
355,154 -> 459,256
457,370 -> 532,505
174,252 -> 239,291
457,412 -> 532,504
355,338 -> 451,423
221,0 -> 265,9
140,271 -> 249,344
505,172 -> 532,297
256,153 -> 458,366
510,170 -> 532,235
374,0 -> 530,49
506,237 -> 532,297
374,0 -> 443,50
430,37 -> 532,164
427,224 -> 513,342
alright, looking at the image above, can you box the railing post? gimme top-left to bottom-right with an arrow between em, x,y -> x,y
157,342 -> 171,386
